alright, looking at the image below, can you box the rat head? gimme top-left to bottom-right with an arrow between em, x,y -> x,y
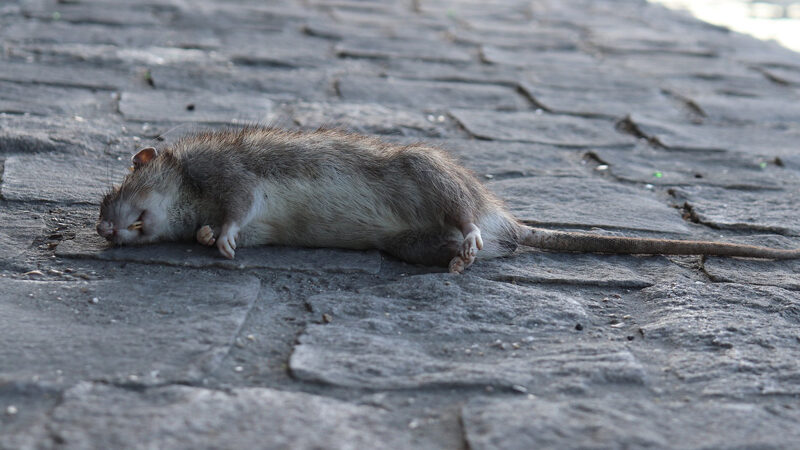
97,147 -> 180,245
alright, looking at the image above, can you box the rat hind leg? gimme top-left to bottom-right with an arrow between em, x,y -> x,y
381,229 -> 462,269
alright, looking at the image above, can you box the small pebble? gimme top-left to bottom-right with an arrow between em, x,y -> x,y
596,165 -> 609,171
234,366 -> 243,372
322,313 -> 333,323
6,405 -> 18,415
89,297 -> 99,304
246,334 -> 256,341
575,323 -> 583,331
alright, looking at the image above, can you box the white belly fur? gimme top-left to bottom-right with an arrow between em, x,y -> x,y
237,178 -> 414,249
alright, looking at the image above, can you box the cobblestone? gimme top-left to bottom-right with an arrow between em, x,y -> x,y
1,0 -> 799,447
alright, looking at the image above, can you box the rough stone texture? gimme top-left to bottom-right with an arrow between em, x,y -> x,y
56,231 -> 383,275
673,185 -> 800,235
450,109 -> 636,147
2,154 -> 128,204
119,91 -> 274,124
3,0 -> 800,447
702,235 -> 800,290
2,383 -> 416,450
625,114 -> 800,156
337,76 -> 528,110
489,176 -> 690,233
463,396 -> 800,450
638,281 -> 800,396
0,273 -> 259,385
593,144 -> 797,189
290,274 -> 646,390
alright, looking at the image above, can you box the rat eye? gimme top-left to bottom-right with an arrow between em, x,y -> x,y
127,211 -> 146,231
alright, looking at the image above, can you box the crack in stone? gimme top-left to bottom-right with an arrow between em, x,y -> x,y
615,115 -> 665,148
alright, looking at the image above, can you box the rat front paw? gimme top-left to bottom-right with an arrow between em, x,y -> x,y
196,225 -> 216,246
216,223 -> 240,259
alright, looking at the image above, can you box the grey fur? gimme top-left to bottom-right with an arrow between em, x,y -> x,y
97,127 -> 800,272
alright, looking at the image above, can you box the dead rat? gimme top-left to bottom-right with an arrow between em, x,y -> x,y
97,127 -> 799,273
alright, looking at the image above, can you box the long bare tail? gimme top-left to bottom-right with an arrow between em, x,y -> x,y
522,227 -> 800,259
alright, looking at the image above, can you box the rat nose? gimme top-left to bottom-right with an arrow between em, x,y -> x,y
96,220 -> 116,240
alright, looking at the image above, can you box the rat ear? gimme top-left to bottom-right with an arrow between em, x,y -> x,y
132,147 -> 157,169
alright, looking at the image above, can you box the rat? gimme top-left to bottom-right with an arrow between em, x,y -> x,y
97,127 -> 800,273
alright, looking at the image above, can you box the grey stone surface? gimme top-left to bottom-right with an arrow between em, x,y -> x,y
519,83 -> 682,119
450,109 -> 635,147
702,235 -> 800,290
638,281 -> 800,396
462,396 -> 800,450
336,37 -> 472,63
393,138 -> 587,179
0,209 -> 45,268
337,76 -> 528,110
470,250 -> 674,288
625,113 -> 800,156
488,177 -> 690,234
3,0 -> 800,447
673,185 -> 800,235
288,101 -> 461,137
0,272 -> 259,384
2,383 -> 415,450
119,91 -> 274,124
291,274 -> 645,390
594,145 -> 797,189
2,154 -> 128,204
56,231 -> 383,275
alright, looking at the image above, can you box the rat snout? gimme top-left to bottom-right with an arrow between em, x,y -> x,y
96,220 -> 116,240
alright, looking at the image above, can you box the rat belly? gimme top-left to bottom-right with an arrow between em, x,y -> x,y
237,179 -> 424,249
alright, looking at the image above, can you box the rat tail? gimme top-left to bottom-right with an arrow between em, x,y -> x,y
521,226 -> 800,260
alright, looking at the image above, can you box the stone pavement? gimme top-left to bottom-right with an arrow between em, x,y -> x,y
1,0 -> 800,448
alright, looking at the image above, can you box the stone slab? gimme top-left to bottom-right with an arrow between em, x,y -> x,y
488,176 -> 690,234
287,101 -> 462,137
0,20 -> 222,49
337,76 -> 528,110
119,91 -> 274,124
56,230 -> 383,275
0,209 -> 46,268
594,145 -> 797,189
450,109 -> 635,147
0,272 -> 259,384
672,185 -> 800,235
625,114 -> 800,156
450,27 -> 580,51
702,235 -> 800,291
2,383 -> 415,450
227,32 -> 333,68
481,47 -> 597,69
0,61 -> 127,91
462,396 -> 800,450
589,26 -> 716,56
470,250 -> 673,288
639,281 -> 800,396
520,82 -> 682,119
148,65 -> 330,101
290,274 -> 646,391
13,43 -> 223,67
335,37 -> 472,63
693,93 -> 800,126
0,80 -> 112,118
0,115 -> 125,156
2,154 -> 128,204
414,138 -> 586,179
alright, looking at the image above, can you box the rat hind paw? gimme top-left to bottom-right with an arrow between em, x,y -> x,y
459,229 -> 483,260
216,223 -> 240,259
448,254 -> 475,274
196,225 -> 216,246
